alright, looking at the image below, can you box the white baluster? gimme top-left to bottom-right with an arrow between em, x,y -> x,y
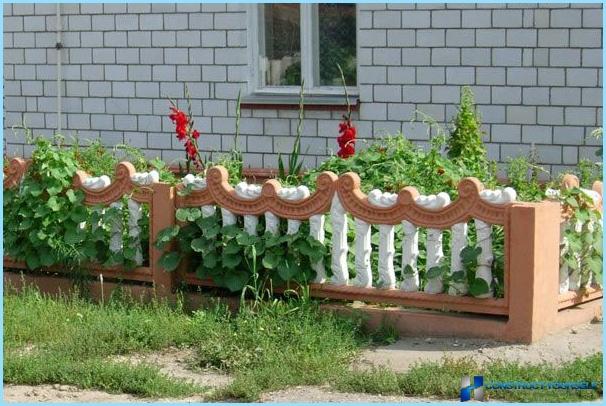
474,220 -> 494,298
277,186 -> 310,236
309,214 -> 326,283
448,222 -> 469,295
235,182 -> 262,235
568,219 -> 583,291
265,212 -> 280,235
352,218 -> 372,288
83,175 -> 111,232
559,221 -> 570,294
330,195 -> 349,285
129,171 -> 160,265
378,224 -> 396,289
400,220 -> 419,292
201,205 -> 216,218
367,189 -> 398,289
221,208 -> 237,227
127,198 -> 143,265
109,201 -> 123,253
418,193 -> 451,294
475,187 -> 517,298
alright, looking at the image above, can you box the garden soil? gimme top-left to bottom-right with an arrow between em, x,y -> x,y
3,321 -> 602,403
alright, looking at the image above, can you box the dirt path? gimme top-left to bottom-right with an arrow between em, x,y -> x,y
356,321 -> 602,372
4,321 -> 602,403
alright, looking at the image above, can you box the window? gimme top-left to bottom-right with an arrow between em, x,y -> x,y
248,3 -> 357,97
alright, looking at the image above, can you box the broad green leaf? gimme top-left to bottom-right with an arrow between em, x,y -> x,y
64,228 -> 86,244
154,225 -> 180,249
236,232 -> 258,246
262,251 -> 281,270
26,253 -> 41,270
277,257 -> 301,281
402,264 -> 415,275
203,251 -> 219,269
222,253 -> 242,269
66,189 -> 77,203
223,240 -> 241,255
70,206 -> 88,223
47,196 -> 61,212
451,270 -> 466,283
191,238 -> 208,253
426,265 -> 445,279
565,197 -> 579,208
205,225 -> 221,239
158,251 -> 181,272
469,278 -> 490,297
223,271 -> 250,292
222,224 -> 240,238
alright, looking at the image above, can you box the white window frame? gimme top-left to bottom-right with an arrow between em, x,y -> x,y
247,3 -> 359,97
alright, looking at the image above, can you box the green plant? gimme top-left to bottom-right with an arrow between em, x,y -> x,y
277,81 -> 305,185
558,187 -> 603,289
445,86 -> 488,176
155,208 -> 327,294
3,133 -> 170,272
4,136 -> 96,270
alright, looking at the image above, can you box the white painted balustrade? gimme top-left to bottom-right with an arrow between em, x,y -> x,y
235,182 -> 262,235
277,186 -> 311,235
330,195 -> 349,285
81,175 -> 112,232
127,170 -> 159,265
309,214 -> 327,283
475,187 -> 517,298
545,187 -> 601,292
367,190 -> 399,289
400,220 -> 420,292
448,222 -> 469,295
418,193 -> 451,294
182,174 -> 216,219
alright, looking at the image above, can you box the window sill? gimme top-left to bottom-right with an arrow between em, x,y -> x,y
241,93 -> 359,111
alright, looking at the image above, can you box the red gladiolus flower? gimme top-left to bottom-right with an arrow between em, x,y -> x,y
168,104 -> 204,170
169,106 -> 189,141
337,118 -> 356,159
337,143 -> 355,158
184,139 -> 197,160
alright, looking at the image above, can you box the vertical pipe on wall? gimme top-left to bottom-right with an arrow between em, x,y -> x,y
55,4 -> 62,134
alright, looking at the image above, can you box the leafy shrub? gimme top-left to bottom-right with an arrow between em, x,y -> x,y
446,86 -> 488,176
4,137 -> 96,269
3,136 -> 173,270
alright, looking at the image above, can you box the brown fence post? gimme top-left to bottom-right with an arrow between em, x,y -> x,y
505,201 -> 562,343
150,182 -> 176,296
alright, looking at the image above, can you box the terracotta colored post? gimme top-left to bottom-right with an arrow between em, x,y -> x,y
150,182 -> 176,296
506,201 -> 561,343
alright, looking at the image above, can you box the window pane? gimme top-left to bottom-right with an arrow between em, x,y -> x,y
318,4 -> 356,86
261,4 -> 301,86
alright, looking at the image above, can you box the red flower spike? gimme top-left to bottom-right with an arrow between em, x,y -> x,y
336,118 -> 357,159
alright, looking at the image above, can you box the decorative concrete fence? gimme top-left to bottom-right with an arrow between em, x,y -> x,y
3,157 -> 603,343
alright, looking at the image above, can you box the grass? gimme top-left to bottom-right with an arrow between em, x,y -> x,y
3,282 -> 603,402
336,355 -> 603,403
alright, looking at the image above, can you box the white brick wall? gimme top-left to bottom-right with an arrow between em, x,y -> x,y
3,2 -> 603,173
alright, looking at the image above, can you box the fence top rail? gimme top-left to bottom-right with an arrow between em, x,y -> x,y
3,157 -> 29,189
197,165 -> 337,219
338,172 -> 519,227
72,161 -> 154,205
